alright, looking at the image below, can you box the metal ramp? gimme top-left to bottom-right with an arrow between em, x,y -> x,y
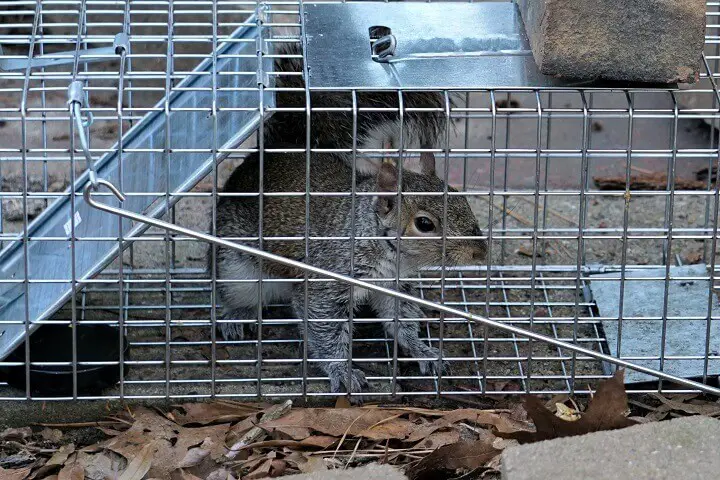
0,16 -> 275,360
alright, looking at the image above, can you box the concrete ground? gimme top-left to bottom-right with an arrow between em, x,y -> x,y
502,415 -> 720,480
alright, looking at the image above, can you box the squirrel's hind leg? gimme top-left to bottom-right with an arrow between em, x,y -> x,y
370,288 -> 448,376
292,284 -> 369,397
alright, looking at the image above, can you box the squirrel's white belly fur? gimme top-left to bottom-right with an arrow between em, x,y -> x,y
218,257 -> 293,310
220,253 -> 404,309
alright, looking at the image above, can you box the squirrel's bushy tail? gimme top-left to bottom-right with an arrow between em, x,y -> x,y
263,41 -> 454,152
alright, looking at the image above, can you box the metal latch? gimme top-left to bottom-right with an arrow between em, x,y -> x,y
0,32 -> 129,72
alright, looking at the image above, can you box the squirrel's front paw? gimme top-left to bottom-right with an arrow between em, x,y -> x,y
327,364 -> 369,395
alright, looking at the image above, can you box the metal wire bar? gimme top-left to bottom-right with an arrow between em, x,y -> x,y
82,179 -> 720,396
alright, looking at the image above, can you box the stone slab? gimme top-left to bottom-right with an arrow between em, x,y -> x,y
590,265 -> 720,384
502,415 -> 720,480
517,0 -> 706,83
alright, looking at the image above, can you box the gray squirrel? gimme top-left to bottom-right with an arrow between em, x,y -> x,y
211,42 -> 487,394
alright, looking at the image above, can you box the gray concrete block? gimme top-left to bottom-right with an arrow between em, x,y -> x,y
589,265 -> 720,384
517,0 -> 706,83
502,415 -> 720,480
282,463 -> 406,480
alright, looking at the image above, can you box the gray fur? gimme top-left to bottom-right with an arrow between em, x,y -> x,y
265,42 -> 454,173
213,153 -> 486,394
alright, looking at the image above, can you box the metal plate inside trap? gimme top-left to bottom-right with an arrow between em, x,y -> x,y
303,1 -> 569,89
0,17 -> 274,361
589,265 -> 720,384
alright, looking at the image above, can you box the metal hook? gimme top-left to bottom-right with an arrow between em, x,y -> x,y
68,80 -> 98,187
83,178 -> 126,205
372,34 -> 397,62
80,177 -> 720,397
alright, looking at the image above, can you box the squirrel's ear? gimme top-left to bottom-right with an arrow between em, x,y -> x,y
376,162 -> 398,216
419,151 -> 436,176
377,162 -> 398,192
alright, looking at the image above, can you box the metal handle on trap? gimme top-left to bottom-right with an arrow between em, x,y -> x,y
82,178 -> 720,397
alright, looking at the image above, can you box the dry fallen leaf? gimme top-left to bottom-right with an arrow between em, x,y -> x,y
335,396 -> 352,408
175,469 -> 203,480
0,467 -> 32,480
30,443 -> 76,479
57,464 -> 84,480
650,393 -> 720,416
101,408 -> 230,478
406,440 -> 501,480
297,456 -> 327,474
0,427 -> 32,442
206,468 -> 236,480
178,437 -> 214,468
171,402 -> 262,426
554,403 -> 581,421
117,443 -> 156,480
497,370 -> 637,444
40,428 -> 64,443
406,408 -> 530,443
414,430 -> 461,450
262,408 -> 413,439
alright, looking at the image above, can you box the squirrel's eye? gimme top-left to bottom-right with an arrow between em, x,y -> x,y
414,216 -> 435,233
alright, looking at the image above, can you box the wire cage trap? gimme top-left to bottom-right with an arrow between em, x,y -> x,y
0,0 -> 720,401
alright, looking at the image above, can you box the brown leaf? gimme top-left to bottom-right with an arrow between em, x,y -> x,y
335,397 -> 351,409
407,440 -> 501,480
356,417 -> 415,441
244,458 -> 273,480
262,408 -> 411,439
178,437 -> 214,468
227,436 -> 337,451
118,443 -> 156,480
206,468 -> 236,480
226,415 -> 262,442
74,450 -> 127,480
406,409 -> 530,443
297,456 -> 326,474
40,428 -> 63,443
57,464 -> 84,480
174,469 -> 203,480
497,370 -> 637,444
650,393 -> 720,416
0,427 -> 32,442
101,408 -> 230,478
414,430 -> 461,450
0,467 -> 32,480
270,459 -> 287,477
30,444 -> 76,478
171,402 -> 260,426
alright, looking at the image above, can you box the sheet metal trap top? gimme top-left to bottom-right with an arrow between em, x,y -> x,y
303,2 -> 566,89
0,18 -> 275,360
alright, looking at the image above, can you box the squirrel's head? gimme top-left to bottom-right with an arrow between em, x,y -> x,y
373,153 -> 487,270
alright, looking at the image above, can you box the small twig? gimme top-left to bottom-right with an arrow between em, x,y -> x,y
344,438 -> 363,469
2,440 -> 56,454
380,439 -> 390,465
332,410 -> 374,461
34,420 -> 127,428
225,399 -> 292,460
627,399 -> 661,412
365,413 -> 405,431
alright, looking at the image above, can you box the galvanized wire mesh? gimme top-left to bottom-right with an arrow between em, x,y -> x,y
0,0 -> 719,400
